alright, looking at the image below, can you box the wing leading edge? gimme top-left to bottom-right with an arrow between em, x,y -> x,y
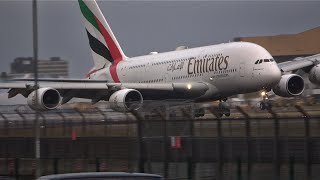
277,54 -> 320,73
0,80 -> 210,103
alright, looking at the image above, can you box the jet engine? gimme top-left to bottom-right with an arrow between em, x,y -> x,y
109,89 -> 143,112
272,74 -> 304,97
309,65 -> 320,85
27,88 -> 61,111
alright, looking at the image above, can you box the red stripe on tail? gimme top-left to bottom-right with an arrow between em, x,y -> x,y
95,17 -> 123,62
109,63 -> 120,83
95,17 -> 122,82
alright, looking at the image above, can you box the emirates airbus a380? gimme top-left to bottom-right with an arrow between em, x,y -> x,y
1,0 -> 320,117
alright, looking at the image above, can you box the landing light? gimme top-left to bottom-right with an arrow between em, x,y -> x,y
261,91 -> 266,96
187,84 -> 192,90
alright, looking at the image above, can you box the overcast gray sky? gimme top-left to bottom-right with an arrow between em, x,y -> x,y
0,0 -> 319,78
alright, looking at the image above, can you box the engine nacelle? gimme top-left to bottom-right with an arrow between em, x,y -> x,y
272,74 -> 304,97
309,65 -> 320,85
27,88 -> 61,111
109,89 -> 143,112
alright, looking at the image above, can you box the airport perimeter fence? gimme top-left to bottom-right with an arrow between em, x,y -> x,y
0,102 -> 320,179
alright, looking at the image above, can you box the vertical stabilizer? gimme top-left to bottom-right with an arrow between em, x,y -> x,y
78,0 -> 127,70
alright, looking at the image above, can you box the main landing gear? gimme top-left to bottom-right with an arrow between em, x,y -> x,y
259,91 -> 272,110
194,108 -> 205,117
211,99 -> 230,118
217,102 -> 231,117
194,98 -> 231,118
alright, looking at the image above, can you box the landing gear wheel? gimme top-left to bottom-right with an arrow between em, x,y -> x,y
260,102 -> 266,110
217,102 -> 231,117
259,101 -> 272,110
194,108 -> 205,117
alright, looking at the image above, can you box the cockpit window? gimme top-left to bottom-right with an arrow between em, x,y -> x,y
255,59 -> 275,64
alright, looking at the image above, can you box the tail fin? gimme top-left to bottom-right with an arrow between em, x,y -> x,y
78,0 -> 127,70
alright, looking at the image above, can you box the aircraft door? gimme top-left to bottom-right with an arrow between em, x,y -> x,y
252,59 -> 264,78
120,65 -> 127,81
145,62 -> 149,73
163,73 -> 169,83
239,62 -> 245,77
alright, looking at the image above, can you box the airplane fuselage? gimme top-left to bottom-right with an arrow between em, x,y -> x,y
88,42 -> 281,101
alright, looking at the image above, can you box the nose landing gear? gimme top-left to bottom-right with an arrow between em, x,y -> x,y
259,101 -> 272,110
259,91 -> 272,110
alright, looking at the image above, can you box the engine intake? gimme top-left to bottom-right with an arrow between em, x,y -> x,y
272,74 -> 304,97
109,89 -> 143,112
27,88 -> 61,111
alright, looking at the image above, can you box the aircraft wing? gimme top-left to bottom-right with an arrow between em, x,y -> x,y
0,80 -> 208,91
0,80 -> 109,90
277,54 -> 320,73
0,80 -> 209,102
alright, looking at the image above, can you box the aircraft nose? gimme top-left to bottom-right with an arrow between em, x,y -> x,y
269,65 -> 282,85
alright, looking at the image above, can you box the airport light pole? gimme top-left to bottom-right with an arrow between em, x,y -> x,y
33,0 -> 41,178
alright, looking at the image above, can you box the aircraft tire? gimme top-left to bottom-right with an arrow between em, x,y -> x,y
260,102 -> 266,110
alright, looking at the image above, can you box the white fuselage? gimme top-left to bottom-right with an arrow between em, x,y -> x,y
88,42 -> 281,101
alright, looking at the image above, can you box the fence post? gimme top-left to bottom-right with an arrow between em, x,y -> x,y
237,157 -> 242,180
289,156 -> 295,180
14,158 -> 19,180
38,112 -> 47,137
236,106 -> 251,180
131,110 -> 145,173
0,112 -> 9,135
75,108 -> 86,135
209,107 -> 223,180
182,107 -> 195,180
15,109 -> 27,129
156,107 -> 169,180
295,105 -> 311,180
95,107 -> 108,136
184,157 -> 192,180
267,108 -> 280,180
57,112 -> 67,136
96,158 -> 100,172
54,158 -> 59,174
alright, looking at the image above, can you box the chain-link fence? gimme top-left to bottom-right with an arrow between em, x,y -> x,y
0,101 -> 319,180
